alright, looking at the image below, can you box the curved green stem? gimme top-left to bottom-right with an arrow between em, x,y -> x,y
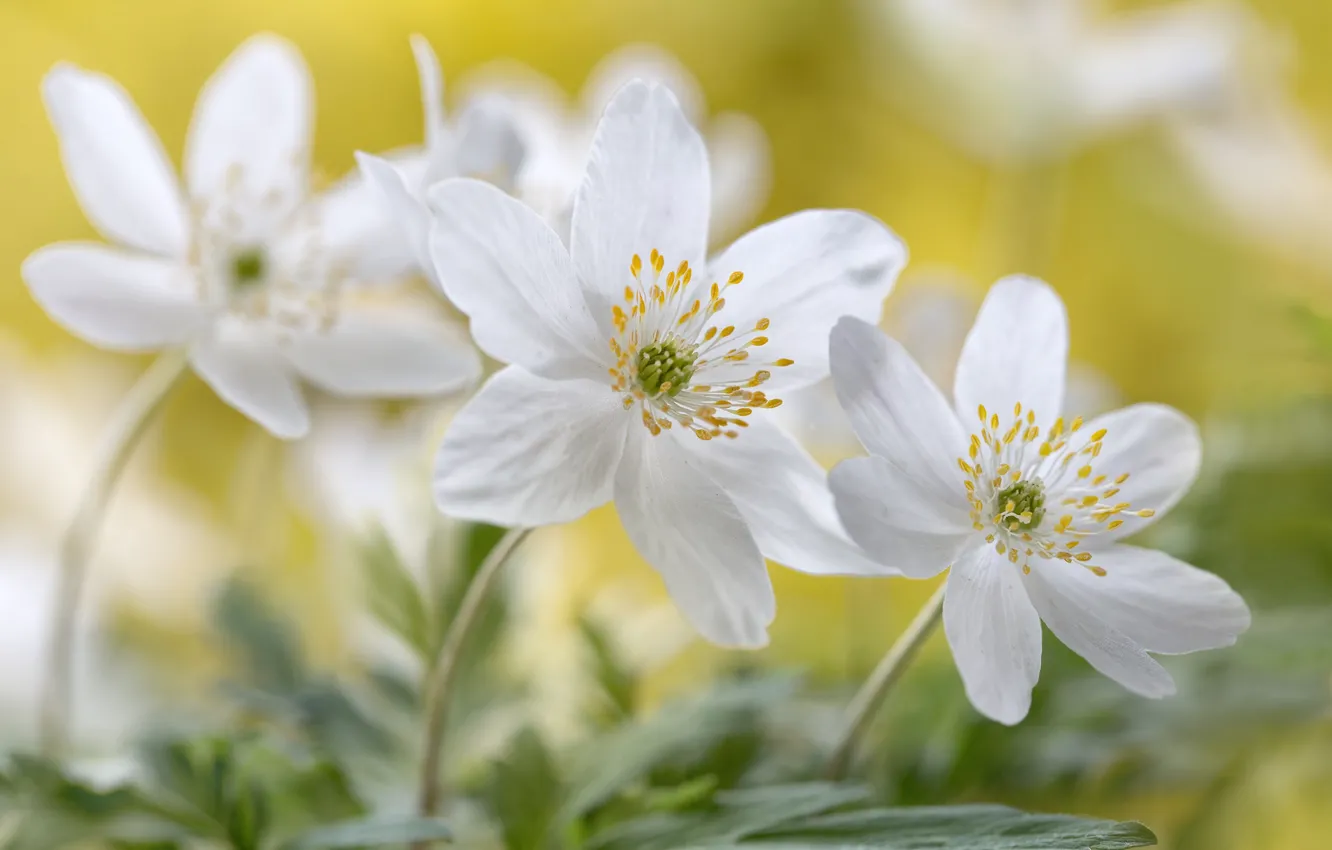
40,350 -> 190,755
414,526 -> 531,834
824,583 -> 947,780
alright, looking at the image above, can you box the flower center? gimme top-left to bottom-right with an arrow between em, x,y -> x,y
230,247 -> 267,289
607,249 -> 795,440
957,402 -> 1157,578
635,338 -> 698,397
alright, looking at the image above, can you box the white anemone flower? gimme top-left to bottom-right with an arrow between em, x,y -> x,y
870,0 -> 1249,162
22,34 -> 481,439
828,276 -> 1250,724
453,43 -> 770,244
356,35 -> 526,286
426,81 -> 905,648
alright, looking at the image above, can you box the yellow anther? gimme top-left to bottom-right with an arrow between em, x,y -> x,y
1136,509 -> 1155,518
755,318 -> 770,330
720,326 -> 735,338
1071,416 -> 1083,432
775,358 -> 795,367
1090,566 -> 1108,577
1074,552 -> 1092,562
727,271 -> 743,284
1014,402 -> 1022,417
1090,428 -> 1107,441
750,336 -> 768,346
1077,465 -> 1092,478
958,459 -> 975,475
978,404 -> 987,423
1115,473 -> 1130,484
764,399 -> 783,408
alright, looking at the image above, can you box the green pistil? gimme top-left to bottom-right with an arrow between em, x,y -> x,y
636,339 -> 697,398
231,248 -> 266,289
996,479 -> 1046,530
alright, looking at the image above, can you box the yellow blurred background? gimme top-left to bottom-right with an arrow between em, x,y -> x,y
1,1 -> 1330,848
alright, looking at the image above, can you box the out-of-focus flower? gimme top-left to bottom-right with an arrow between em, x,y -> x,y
869,0 -> 1250,161
828,277 -> 1249,724
428,81 -> 904,648
357,36 -> 526,286
1170,73 -> 1332,272
777,271 -> 1120,460
454,43 -> 770,243
22,34 -> 479,439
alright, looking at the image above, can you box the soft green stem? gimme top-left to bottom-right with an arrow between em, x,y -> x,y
824,583 -> 947,780
413,526 -> 531,838
40,350 -> 190,756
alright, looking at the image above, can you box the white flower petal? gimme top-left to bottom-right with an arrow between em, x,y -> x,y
452,98 -> 527,190
186,34 -> 312,212
708,210 -> 906,392
683,419 -> 894,577
570,80 -> 710,336
317,164 -> 420,281
582,44 -> 706,122
1024,554 -> 1176,699
943,545 -> 1043,725
831,456 -> 971,579
41,64 -> 189,257
706,112 -> 771,244
1037,544 -> 1249,655
190,320 -> 309,439
354,152 -> 431,279
434,367 -> 627,526
22,243 -> 208,351
829,317 -> 973,519
615,429 -> 773,648
411,34 -> 447,153
953,275 -> 1068,428
428,178 -> 605,379
1082,403 -> 1202,540
285,304 -> 480,398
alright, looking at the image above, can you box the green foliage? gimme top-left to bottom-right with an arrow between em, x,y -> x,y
281,816 -> 453,849
487,727 -> 564,850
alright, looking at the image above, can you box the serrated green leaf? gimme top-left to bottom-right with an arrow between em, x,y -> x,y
488,727 -> 564,850
731,805 -> 1156,849
361,528 -> 433,660
281,815 -> 452,848
560,676 -> 798,824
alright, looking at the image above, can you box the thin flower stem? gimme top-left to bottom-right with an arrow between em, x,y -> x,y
824,582 -> 947,780
40,350 -> 191,755
414,526 -> 531,833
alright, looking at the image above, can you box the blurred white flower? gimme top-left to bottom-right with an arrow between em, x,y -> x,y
454,43 -> 771,243
869,0 -> 1250,161
22,34 -> 480,440
428,81 -> 904,647
777,270 -> 1120,459
357,36 -> 526,287
827,277 -> 1249,724
1170,73 -> 1332,271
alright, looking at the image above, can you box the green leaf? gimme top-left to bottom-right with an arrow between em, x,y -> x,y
579,615 -> 638,726
487,727 -> 564,850
561,675 -> 798,824
212,577 -> 306,694
361,528 -> 433,660
282,815 -> 453,849
734,805 -> 1156,849
588,783 -> 869,850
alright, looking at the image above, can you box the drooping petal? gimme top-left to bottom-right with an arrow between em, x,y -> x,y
317,162 -> 420,281
354,152 -> 431,279
831,456 -> 971,579
186,34 -> 312,215
953,276 -> 1068,428
1036,544 -> 1249,655
707,210 -> 906,392
829,317 -> 973,518
190,319 -> 309,439
1024,555 -> 1176,699
615,429 -> 773,648
569,81 -> 710,336
434,367 -> 628,526
428,178 -> 605,379
943,546 -> 1044,725
41,64 -> 189,257
682,419 -> 895,577
1079,403 -> 1202,540
22,243 -> 208,351
284,301 -> 481,398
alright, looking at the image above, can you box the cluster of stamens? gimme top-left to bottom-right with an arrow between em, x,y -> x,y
956,402 -> 1156,578
608,249 -> 794,440
188,161 -> 348,338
